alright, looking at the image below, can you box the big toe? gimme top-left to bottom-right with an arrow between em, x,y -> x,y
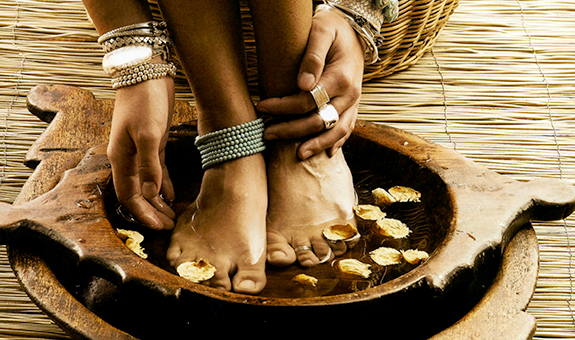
233,266 -> 267,294
267,233 -> 296,267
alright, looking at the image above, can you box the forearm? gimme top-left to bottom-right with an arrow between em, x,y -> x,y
83,0 -> 152,34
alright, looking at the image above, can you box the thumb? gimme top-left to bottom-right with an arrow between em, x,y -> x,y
298,21 -> 333,91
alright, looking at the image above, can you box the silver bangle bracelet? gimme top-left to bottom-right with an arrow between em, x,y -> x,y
318,0 -> 400,64
98,21 -> 168,45
98,21 -> 172,60
101,36 -> 172,60
324,0 -> 383,34
316,4 -> 379,64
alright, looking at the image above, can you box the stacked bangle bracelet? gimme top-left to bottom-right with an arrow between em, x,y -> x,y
194,118 -> 266,170
111,62 -> 177,89
320,0 -> 399,64
99,20 -> 175,89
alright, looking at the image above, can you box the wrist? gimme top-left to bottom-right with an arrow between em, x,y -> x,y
315,4 -> 378,64
317,0 -> 399,64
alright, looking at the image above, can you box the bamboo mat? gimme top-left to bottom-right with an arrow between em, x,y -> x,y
1,0 -> 574,338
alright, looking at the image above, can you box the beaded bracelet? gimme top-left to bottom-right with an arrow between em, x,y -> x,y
111,61 -> 177,89
194,118 -> 266,170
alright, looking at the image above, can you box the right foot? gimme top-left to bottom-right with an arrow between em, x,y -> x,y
167,154 -> 268,294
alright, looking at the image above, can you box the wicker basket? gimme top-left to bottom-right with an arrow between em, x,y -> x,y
240,0 -> 459,84
151,0 -> 459,84
365,0 -> 459,81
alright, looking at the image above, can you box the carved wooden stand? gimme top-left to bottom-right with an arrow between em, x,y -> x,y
0,85 -> 573,339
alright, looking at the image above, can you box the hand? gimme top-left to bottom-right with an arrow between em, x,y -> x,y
107,77 -> 176,230
256,8 -> 365,160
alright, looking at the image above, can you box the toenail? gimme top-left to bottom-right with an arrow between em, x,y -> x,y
237,279 -> 256,291
270,250 -> 287,261
301,259 -> 315,267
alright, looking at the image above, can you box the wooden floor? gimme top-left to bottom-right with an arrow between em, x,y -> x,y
1,0 -> 574,338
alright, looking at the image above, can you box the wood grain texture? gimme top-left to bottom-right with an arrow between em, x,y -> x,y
1,85 -> 573,338
431,226 -> 539,340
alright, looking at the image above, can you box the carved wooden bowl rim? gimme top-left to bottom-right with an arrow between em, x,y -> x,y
5,85 -> 575,312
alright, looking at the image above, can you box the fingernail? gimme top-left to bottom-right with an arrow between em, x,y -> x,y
141,181 -> 157,199
143,212 -> 162,230
263,130 -> 276,140
300,149 -> 313,160
328,147 -> 339,157
160,193 -> 174,205
256,104 -> 269,114
299,72 -> 315,91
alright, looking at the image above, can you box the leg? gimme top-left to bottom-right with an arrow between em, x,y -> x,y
248,0 -> 357,267
158,0 -> 267,294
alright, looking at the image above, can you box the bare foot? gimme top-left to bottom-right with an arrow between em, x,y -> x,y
266,140 -> 357,267
167,154 -> 268,294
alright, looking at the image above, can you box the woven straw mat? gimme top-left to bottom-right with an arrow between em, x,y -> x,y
1,0 -> 574,338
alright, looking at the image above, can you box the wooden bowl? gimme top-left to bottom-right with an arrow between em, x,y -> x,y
2,85 -> 574,338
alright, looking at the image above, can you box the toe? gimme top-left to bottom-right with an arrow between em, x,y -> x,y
166,242 -> 182,267
267,231 -> 296,266
211,270 -> 233,291
233,266 -> 267,294
311,237 -> 333,264
330,240 -> 348,256
293,240 -> 318,268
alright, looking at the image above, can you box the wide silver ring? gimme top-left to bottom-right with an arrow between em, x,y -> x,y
294,245 -> 312,253
317,103 -> 339,130
310,83 -> 330,109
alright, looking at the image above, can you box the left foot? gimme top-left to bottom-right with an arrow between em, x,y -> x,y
265,140 -> 357,268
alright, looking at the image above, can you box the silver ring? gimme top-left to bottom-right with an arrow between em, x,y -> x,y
116,204 -> 138,224
317,103 -> 339,130
294,245 -> 312,253
318,248 -> 333,264
310,83 -> 330,109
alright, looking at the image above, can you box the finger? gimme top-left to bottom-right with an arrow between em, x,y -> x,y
160,166 -> 176,204
134,133 -> 163,201
298,20 -> 335,91
327,106 -> 357,157
112,169 -> 174,230
263,114 -> 323,140
256,91 -> 315,115
327,133 -> 350,158
148,195 -> 176,221
265,95 -> 348,141
257,70 -> 353,116
159,151 -> 176,204
298,105 -> 356,160
115,181 -> 163,230
108,148 -> 174,230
